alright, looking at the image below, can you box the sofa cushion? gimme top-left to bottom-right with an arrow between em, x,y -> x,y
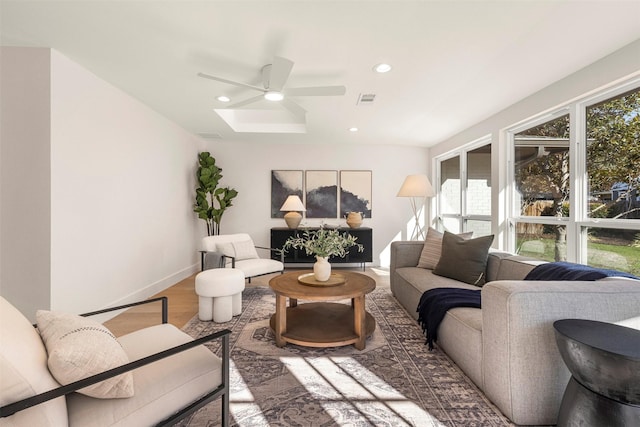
67,324 -> 223,426
36,310 -> 134,399
0,297 -> 68,426
434,232 -> 495,286
416,227 -> 473,269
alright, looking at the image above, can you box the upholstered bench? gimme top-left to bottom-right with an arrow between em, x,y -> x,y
195,268 -> 245,323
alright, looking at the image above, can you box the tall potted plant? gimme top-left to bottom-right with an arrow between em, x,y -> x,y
193,152 -> 238,236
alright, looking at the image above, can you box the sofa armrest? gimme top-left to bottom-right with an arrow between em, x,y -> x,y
481,279 -> 640,425
390,241 -> 424,270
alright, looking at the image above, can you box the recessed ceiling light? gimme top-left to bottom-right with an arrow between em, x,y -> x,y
349,127 -> 359,132
373,63 -> 392,73
264,91 -> 284,101
217,95 -> 230,102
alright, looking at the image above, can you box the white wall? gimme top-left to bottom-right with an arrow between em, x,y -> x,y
429,39 -> 640,249
0,47 -> 204,319
49,50 -> 203,314
0,47 -> 52,317
197,140 -> 429,267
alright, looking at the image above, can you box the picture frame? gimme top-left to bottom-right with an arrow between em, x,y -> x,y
305,170 -> 338,218
271,170 -> 304,218
339,170 -> 372,218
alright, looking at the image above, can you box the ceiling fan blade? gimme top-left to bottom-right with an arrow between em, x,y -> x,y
284,86 -> 346,96
197,72 -> 265,93
226,95 -> 265,109
266,57 -> 294,91
281,98 -> 307,120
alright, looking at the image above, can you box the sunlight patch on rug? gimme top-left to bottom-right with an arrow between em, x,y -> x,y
282,356 -> 446,426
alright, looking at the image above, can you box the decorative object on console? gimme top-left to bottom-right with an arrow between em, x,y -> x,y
345,211 -> 364,228
339,170 -> 372,218
397,174 -> 435,240
282,227 -> 364,281
279,195 -> 306,229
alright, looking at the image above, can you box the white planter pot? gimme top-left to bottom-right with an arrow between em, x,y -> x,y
313,256 -> 331,281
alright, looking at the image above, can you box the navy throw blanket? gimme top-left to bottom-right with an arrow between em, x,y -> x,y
417,288 -> 481,350
524,261 -> 639,281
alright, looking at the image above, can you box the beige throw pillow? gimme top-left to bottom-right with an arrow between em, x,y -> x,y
36,310 -> 134,399
417,227 -> 473,269
433,231 -> 495,286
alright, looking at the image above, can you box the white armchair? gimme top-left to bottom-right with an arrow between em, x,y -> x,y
200,233 -> 284,282
0,296 -> 230,426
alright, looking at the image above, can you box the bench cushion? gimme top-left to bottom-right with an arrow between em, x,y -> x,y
67,324 -> 222,427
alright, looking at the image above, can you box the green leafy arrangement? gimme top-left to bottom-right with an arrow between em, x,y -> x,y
283,227 -> 364,258
193,152 -> 238,236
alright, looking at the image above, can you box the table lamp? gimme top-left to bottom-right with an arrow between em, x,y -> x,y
397,174 -> 435,240
280,195 -> 306,229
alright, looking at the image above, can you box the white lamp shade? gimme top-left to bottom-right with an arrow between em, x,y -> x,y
397,174 -> 435,198
280,195 -> 306,212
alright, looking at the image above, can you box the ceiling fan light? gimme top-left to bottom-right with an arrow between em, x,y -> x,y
373,63 -> 392,73
264,91 -> 284,101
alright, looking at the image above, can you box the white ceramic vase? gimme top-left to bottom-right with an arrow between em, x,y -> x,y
313,256 -> 331,281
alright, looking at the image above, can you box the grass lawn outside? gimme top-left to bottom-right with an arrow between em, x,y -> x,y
516,235 -> 640,277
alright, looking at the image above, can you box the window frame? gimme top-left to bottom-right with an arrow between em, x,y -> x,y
506,77 -> 640,265
434,136 -> 492,235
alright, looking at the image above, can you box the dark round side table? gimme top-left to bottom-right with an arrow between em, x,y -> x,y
553,319 -> 640,427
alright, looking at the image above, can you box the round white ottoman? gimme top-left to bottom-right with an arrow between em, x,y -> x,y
195,269 -> 245,323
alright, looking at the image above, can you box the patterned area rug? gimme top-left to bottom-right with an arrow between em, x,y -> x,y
178,285 -> 513,426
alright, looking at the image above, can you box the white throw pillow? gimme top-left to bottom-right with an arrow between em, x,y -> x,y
36,310 -> 134,399
218,240 -> 259,261
232,240 -> 259,260
417,227 -> 473,269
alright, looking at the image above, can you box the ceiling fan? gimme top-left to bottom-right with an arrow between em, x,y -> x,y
197,56 -> 346,119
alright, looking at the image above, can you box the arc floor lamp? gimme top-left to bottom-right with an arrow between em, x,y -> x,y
397,174 -> 435,240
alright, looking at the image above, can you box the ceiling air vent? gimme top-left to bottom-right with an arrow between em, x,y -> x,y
357,93 -> 376,105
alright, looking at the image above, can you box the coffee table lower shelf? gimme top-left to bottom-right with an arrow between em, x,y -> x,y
269,302 -> 376,348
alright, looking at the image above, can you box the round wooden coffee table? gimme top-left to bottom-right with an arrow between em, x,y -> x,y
269,270 -> 376,350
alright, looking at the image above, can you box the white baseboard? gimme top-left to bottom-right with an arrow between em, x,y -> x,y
94,263 -> 200,323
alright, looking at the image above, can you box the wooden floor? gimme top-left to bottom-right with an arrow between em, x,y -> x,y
104,267 -> 389,337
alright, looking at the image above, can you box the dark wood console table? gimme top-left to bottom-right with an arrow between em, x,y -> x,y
270,227 -> 373,270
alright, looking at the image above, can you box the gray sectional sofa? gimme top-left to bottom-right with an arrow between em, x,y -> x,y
390,240 -> 640,426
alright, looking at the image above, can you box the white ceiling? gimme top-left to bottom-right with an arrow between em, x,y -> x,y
2,1 -> 639,147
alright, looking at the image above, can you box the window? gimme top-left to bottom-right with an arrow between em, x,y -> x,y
586,89 -> 639,221
436,141 -> 492,236
513,114 -> 570,261
508,83 -> 640,275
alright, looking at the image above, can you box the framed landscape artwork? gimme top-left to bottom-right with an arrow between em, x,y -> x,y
271,170 -> 303,218
305,170 -> 338,218
340,170 -> 372,218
